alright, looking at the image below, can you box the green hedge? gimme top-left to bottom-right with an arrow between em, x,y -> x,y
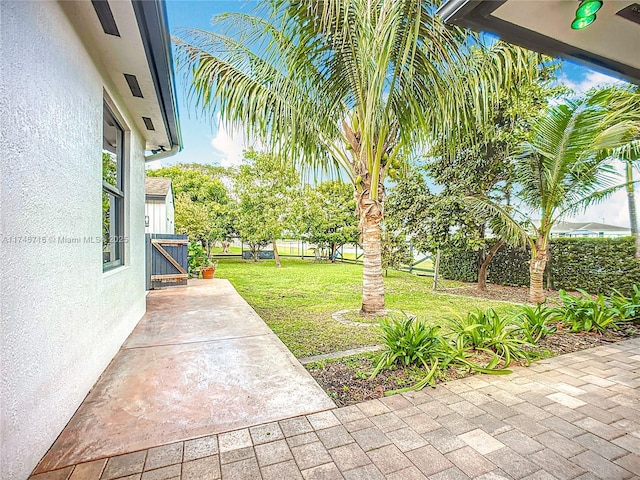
550,238 -> 640,295
439,248 -> 478,283
487,242 -> 531,287
440,236 -> 640,296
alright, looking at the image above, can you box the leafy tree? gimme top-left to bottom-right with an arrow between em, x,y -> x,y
102,152 -> 117,243
474,92 -> 638,303
147,164 -> 232,249
380,229 -> 412,276
625,147 -> 640,259
175,0 -> 544,314
234,149 -> 300,266
386,166 -> 480,286
425,61 -> 565,290
295,181 -> 358,260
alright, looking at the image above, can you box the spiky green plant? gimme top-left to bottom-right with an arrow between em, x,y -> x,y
554,289 -> 620,333
514,304 -> 557,344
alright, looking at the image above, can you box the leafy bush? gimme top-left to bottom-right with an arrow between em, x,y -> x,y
371,313 -> 514,394
371,316 -> 443,376
439,247 -> 479,283
609,285 -> 640,322
448,308 -> 533,367
371,316 -> 444,389
513,305 -> 557,343
486,242 -> 531,287
550,238 -> 640,296
440,236 -> 640,296
553,289 -> 619,333
187,243 -> 207,274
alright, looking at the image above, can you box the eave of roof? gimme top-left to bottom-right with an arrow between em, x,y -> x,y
132,0 -> 182,151
436,0 -> 640,85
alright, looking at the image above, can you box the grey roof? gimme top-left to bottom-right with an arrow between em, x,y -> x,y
145,177 -> 172,197
551,221 -> 630,233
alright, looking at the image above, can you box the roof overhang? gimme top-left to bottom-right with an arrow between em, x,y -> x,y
437,0 -> 640,85
60,0 -> 182,153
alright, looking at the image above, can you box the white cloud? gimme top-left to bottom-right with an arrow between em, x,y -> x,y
551,69 -> 633,227
145,159 -> 163,171
558,70 -> 625,95
210,114 -> 254,167
562,162 -> 637,228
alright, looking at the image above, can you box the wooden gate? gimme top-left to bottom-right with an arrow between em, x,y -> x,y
146,234 -> 188,290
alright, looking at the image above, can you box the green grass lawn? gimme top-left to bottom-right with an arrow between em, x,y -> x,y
214,258 -> 521,357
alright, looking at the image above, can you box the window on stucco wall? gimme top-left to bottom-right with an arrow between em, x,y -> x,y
102,102 -> 125,270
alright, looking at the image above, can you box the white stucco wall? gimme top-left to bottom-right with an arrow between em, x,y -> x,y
145,199 -> 169,234
145,189 -> 175,235
167,187 -> 175,234
1,2 -> 147,479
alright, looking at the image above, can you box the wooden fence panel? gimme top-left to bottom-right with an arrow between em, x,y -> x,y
146,233 -> 188,289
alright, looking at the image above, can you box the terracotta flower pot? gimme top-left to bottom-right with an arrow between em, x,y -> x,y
201,266 -> 215,279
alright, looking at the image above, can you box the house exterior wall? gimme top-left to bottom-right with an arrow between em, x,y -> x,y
145,199 -> 169,234
1,2 -> 147,479
145,187 -> 175,235
550,229 -> 631,239
166,186 -> 175,234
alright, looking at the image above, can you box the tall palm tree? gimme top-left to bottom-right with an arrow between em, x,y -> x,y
611,139 -> 640,258
476,92 -> 637,303
174,0 -> 542,314
626,155 -> 640,259
603,86 -> 640,258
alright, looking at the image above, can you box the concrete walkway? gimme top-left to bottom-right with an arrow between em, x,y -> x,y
31,337 -> 640,479
32,279 -> 334,474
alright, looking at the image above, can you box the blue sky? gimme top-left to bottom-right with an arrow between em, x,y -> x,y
159,1 -> 636,228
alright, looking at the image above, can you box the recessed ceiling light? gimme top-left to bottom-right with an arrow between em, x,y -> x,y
576,0 -> 603,18
571,13 -> 597,29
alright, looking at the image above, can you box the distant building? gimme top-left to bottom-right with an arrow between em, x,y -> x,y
540,221 -> 631,239
145,177 -> 175,234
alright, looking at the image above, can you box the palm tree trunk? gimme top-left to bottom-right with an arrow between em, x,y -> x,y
272,237 -> 282,267
529,235 -> 548,304
626,161 -> 640,259
478,239 -> 504,291
361,211 -> 385,314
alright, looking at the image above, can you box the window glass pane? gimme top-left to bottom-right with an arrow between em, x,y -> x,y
103,107 -> 122,190
102,152 -> 118,188
103,191 -> 121,265
102,102 -> 124,269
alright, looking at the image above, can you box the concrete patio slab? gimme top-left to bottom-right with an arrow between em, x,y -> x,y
31,337 -> 640,479
34,280 -> 334,473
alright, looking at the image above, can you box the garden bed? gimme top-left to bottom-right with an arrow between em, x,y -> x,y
306,323 -> 639,407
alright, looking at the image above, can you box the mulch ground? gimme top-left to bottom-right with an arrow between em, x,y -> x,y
306,283 -> 640,407
437,282 -> 544,304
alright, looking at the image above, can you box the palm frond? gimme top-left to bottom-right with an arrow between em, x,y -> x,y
464,195 -> 532,248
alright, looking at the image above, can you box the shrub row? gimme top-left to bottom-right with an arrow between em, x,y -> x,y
440,236 -> 640,296
372,286 -> 638,394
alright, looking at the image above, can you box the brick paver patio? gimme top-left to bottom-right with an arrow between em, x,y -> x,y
30,337 -> 639,480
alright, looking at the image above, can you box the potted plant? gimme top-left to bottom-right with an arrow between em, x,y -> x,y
201,258 -> 218,279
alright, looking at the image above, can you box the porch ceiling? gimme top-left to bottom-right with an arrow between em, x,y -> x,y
437,0 -> 640,84
60,0 -> 181,152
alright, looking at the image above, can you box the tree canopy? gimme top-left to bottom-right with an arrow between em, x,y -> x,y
147,164 -> 232,245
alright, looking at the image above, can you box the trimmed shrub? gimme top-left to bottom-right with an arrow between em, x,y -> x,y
487,242 -> 531,287
439,236 -> 640,296
439,247 -> 478,283
550,238 -> 640,296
